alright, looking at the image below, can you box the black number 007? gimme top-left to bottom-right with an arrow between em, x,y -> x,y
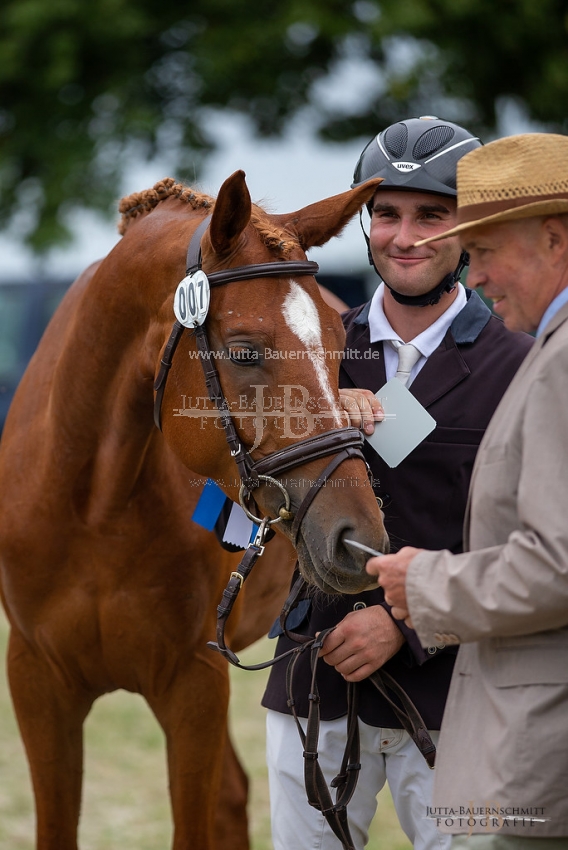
178,277 -> 204,321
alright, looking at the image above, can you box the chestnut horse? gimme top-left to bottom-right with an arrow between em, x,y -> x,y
0,170 -> 387,849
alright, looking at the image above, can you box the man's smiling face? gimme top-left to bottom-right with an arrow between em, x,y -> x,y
369,189 -> 462,296
463,217 -> 566,334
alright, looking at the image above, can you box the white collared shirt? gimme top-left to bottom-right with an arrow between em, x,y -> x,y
367,282 -> 467,382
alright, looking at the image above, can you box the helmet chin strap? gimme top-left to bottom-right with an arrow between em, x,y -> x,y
359,210 -> 469,309
385,265 -> 460,307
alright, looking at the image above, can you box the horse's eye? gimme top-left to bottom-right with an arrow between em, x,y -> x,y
227,344 -> 260,366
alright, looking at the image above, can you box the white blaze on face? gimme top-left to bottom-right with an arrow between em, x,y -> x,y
282,280 -> 343,427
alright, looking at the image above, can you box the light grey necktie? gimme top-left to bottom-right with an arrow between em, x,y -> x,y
391,341 -> 421,387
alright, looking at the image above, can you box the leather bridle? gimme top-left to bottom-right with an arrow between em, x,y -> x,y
153,214 -> 436,850
154,213 -> 368,537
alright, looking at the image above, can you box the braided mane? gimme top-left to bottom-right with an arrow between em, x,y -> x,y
118,177 -> 297,255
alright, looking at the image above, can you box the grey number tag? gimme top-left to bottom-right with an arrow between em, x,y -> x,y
173,270 -> 210,327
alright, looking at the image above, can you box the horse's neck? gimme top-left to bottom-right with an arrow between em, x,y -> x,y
44,260 -> 171,525
66,357 -> 159,526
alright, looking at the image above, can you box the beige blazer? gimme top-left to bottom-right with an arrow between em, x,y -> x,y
407,302 -> 568,838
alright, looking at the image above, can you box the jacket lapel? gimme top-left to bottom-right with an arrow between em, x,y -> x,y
410,332 -> 471,409
343,317 -> 471,409
341,321 -> 386,392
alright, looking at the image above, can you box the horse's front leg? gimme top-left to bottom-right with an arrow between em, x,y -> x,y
215,731 -> 249,850
149,648 -> 235,850
6,627 -> 95,850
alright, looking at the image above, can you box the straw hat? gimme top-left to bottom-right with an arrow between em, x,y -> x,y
415,133 -> 568,245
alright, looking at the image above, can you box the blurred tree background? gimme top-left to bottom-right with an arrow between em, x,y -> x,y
1,0 -> 568,250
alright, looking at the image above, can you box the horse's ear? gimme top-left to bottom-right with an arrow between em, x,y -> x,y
274,178 -> 383,250
209,170 -> 252,255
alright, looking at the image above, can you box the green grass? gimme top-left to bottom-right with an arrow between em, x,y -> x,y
0,614 -> 410,849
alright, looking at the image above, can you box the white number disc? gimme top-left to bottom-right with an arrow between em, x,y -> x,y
173,270 -> 211,327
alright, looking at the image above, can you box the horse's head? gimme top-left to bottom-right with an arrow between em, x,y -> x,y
125,171 -> 388,594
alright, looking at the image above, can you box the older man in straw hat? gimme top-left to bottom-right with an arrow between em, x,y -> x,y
365,132 -> 568,850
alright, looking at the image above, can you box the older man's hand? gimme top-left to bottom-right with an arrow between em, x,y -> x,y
366,547 -> 423,626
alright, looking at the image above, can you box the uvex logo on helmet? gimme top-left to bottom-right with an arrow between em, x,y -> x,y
393,162 -> 421,172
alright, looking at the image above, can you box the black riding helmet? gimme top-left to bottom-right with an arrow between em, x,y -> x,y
352,116 -> 482,307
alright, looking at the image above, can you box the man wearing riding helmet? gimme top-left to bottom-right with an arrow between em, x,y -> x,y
262,117 -> 533,850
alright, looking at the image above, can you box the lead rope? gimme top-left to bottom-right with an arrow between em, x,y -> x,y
286,628 -> 361,850
366,670 -> 436,768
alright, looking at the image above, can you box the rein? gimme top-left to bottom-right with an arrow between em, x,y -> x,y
153,215 -> 436,850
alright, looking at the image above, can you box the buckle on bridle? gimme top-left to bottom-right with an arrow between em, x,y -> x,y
230,571 -> 244,589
